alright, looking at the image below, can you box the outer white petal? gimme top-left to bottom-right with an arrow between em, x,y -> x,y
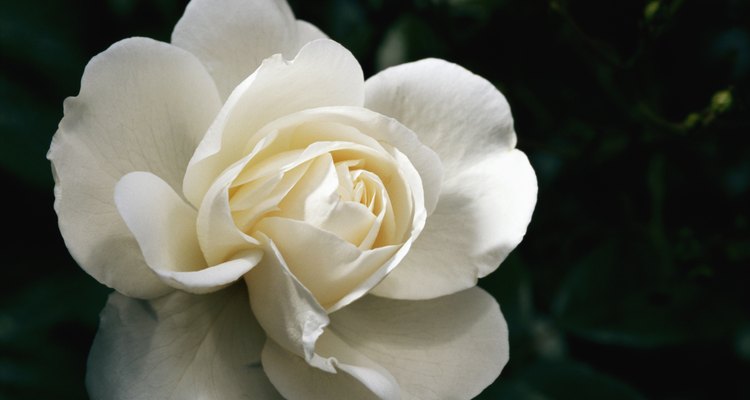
172,0 -> 324,100
374,149 -> 537,299
365,58 -> 516,175
365,58 -> 537,299
295,20 -> 328,47
330,287 -> 509,400
114,172 -> 261,294
48,37 -> 221,298
183,39 -> 365,207
87,286 -> 281,400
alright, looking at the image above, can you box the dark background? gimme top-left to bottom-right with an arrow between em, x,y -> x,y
2,0 -> 749,398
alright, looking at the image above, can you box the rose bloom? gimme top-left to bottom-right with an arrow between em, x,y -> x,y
48,0 -> 537,398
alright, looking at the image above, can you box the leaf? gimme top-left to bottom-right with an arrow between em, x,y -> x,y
0,1 -> 87,189
479,254 -> 535,337
0,273 -> 109,399
553,241 -> 744,347
480,359 -> 645,400
0,76 -> 59,189
375,15 -> 446,70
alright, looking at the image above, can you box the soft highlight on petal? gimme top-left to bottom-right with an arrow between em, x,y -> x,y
365,58 -> 516,176
365,57 -> 538,299
330,287 -> 509,400
48,37 -> 221,298
114,171 -> 205,274
374,149 -> 538,299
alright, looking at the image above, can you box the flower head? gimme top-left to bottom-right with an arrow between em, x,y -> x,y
49,0 -> 537,398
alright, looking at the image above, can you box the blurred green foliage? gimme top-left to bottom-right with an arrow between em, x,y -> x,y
1,0 -> 748,398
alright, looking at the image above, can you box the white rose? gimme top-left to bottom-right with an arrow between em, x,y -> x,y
48,0 -> 537,398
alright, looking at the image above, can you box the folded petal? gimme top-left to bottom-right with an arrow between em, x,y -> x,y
255,217 -> 399,310
172,0 -> 324,100
330,287 -> 509,400
114,171 -> 261,294
262,335 -> 399,400
87,285 -> 281,400
183,39 -> 365,206
48,37 -> 221,298
113,172 -> 204,272
197,159 -> 263,266
244,235 -> 330,363
250,243 -> 400,399
373,149 -> 537,299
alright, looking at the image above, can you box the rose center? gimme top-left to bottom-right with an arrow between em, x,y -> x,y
215,110 -> 421,309
228,148 -> 397,250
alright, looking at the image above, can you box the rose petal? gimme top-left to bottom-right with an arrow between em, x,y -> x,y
365,58 -> 537,299
196,105 -> 435,269
195,134 -> 397,267
295,20 -> 328,48
48,37 -> 221,298
255,217 -> 400,310
87,286 -> 281,399
114,171 -> 262,293
262,106 -> 443,215
172,0 -> 324,100
373,149 -> 537,299
183,39 -> 365,207
197,159 -> 263,266
365,58 -> 516,175
262,333 -> 400,400
243,235 -> 330,363
271,153 -> 378,246
230,106 -> 441,243
330,287 -> 509,400
112,171 -> 202,270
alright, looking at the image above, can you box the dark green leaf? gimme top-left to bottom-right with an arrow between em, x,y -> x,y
480,360 -> 645,400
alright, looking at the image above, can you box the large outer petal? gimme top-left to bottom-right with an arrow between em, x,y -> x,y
87,286 -> 281,400
329,287 -> 508,400
373,150 -> 537,299
172,0 -> 327,100
365,58 -> 516,175
48,37 -> 221,298
365,59 -> 538,299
